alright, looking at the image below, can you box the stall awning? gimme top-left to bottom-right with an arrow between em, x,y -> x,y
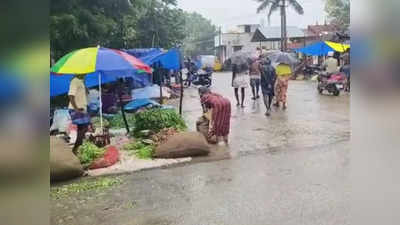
295,41 -> 350,56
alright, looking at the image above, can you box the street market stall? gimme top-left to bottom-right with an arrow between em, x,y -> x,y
295,41 -> 350,56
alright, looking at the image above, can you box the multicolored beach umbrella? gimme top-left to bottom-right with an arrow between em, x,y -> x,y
51,46 -> 152,75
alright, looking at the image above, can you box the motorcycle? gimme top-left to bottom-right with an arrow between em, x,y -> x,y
317,72 -> 346,96
184,67 -> 212,88
303,64 -> 322,79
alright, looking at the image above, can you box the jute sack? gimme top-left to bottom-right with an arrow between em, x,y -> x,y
196,112 -> 217,144
154,132 -> 210,158
50,137 -> 83,182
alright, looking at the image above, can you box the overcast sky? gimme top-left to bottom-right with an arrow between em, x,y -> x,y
177,0 -> 327,31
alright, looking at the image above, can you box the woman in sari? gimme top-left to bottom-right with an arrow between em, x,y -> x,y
198,87 -> 231,145
274,63 -> 292,109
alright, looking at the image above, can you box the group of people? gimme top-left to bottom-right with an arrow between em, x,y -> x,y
231,54 -> 291,115
197,52 -> 292,146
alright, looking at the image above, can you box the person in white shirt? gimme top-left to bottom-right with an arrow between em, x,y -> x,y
323,51 -> 339,74
68,74 -> 90,155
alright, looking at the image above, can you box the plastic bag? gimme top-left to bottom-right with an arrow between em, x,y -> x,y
50,109 -> 71,133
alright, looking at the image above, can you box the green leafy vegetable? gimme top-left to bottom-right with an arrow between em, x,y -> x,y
133,109 -> 186,135
77,141 -> 106,167
108,113 -> 136,129
91,116 -> 110,128
123,139 -> 154,159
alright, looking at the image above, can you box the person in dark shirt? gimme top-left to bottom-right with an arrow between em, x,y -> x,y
259,57 -> 277,116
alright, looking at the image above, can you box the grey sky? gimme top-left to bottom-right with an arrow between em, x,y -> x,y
177,0 -> 327,31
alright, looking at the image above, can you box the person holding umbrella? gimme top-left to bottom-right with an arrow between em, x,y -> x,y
249,56 -> 261,100
274,63 -> 292,110
259,57 -> 277,116
232,63 -> 249,108
268,51 -> 298,110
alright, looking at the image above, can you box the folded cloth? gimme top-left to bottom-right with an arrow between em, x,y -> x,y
69,109 -> 91,125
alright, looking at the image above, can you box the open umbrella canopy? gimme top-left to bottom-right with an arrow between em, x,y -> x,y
50,47 -> 153,97
51,46 -> 152,75
268,51 -> 299,65
229,50 -> 253,65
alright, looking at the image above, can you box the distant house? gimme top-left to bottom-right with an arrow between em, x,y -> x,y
251,26 -> 306,50
215,24 -> 307,63
214,24 -> 261,63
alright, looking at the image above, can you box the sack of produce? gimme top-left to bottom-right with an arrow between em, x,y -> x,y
196,116 -> 209,138
50,137 -> 83,182
154,132 -> 210,158
196,114 -> 217,144
89,146 -> 120,169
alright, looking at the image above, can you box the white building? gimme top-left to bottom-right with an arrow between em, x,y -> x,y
215,24 -> 305,63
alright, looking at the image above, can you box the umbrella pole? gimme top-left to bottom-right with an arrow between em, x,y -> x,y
98,72 -> 103,133
120,97 -> 130,134
118,79 -> 130,134
179,70 -> 183,115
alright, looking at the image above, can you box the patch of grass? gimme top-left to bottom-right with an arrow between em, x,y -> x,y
50,177 -> 122,200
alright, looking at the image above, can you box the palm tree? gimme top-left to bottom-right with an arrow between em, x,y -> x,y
255,0 -> 304,51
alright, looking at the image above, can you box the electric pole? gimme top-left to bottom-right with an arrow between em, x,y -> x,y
280,0 -> 287,51
219,26 -> 222,62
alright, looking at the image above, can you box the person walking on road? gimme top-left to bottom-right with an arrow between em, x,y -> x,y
198,86 -> 231,145
249,57 -> 261,100
232,63 -> 249,108
68,74 -> 90,155
259,57 -> 277,116
274,63 -> 292,110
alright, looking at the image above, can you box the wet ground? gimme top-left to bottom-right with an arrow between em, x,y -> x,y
51,72 -> 350,225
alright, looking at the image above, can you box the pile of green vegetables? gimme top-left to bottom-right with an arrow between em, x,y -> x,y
91,116 -> 110,128
123,139 -> 154,159
77,141 -> 106,167
133,109 -> 186,135
107,113 -> 136,129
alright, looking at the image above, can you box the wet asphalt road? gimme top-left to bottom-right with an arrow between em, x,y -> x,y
51,72 -> 350,225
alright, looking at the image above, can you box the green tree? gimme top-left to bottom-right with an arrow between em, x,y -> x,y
135,0 -> 186,48
255,0 -> 304,51
182,12 -> 217,57
324,0 -> 350,31
50,0 -> 185,62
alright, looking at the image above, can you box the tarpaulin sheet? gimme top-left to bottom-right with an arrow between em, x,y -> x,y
50,71 -> 151,97
125,48 -> 181,70
295,41 -> 350,56
295,41 -> 335,56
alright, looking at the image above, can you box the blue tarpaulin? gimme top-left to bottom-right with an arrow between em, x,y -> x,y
295,41 -> 335,56
50,72 -> 151,97
125,48 -> 181,70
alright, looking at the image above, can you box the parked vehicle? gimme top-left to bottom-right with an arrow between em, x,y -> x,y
317,72 -> 347,96
184,67 -> 212,88
303,64 -> 322,79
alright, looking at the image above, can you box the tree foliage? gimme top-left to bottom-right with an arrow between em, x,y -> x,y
51,0 -> 213,62
182,12 -> 217,57
255,0 -> 304,24
324,0 -> 350,31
